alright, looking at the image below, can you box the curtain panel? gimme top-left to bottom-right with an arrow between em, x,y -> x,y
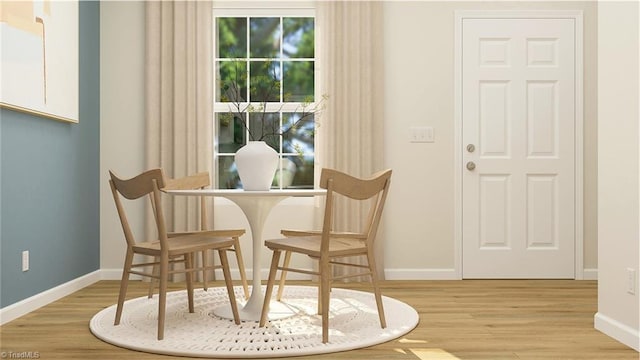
145,1 -> 214,282
145,1 -> 214,236
317,1 -> 386,279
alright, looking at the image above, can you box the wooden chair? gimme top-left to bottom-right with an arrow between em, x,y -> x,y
109,169 -> 240,340
147,172 -> 249,299
259,168 -> 392,343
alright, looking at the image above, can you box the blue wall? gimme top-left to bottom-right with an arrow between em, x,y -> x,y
0,1 -> 100,308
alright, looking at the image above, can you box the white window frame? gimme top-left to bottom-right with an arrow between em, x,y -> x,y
213,3 -> 318,190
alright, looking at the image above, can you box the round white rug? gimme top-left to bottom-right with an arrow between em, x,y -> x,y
90,286 -> 419,358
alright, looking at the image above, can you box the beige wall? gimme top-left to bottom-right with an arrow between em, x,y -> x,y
595,1 -> 639,351
100,1 -> 146,274
100,1 -> 599,279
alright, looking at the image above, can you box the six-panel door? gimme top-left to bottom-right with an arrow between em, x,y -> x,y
462,18 -> 576,278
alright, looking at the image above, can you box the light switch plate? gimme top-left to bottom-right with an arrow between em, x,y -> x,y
628,268 -> 636,295
409,126 -> 434,143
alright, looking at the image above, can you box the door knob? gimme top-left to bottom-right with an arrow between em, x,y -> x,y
466,161 -> 476,171
466,144 -> 475,153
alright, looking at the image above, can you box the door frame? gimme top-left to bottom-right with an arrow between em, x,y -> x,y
454,10 -> 584,279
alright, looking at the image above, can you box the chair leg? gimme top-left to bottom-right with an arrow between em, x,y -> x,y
259,250 -> 282,327
147,256 -> 158,298
232,238 -> 250,299
367,252 -> 386,328
219,249 -> 240,325
210,251 -> 217,282
200,250 -> 208,291
276,251 -> 292,301
317,261 -> 323,315
185,253 -> 195,313
320,256 -> 331,344
114,250 -> 134,325
157,252 -> 169,340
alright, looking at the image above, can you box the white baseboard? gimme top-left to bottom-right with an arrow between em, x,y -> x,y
384,268 -> 459,280
384,268 -> 598,280
99,267 -> 599,281
100,268 -> 125,280
582,268 -> 598,280
0,270 -> 101,325
595,312 -> 640,351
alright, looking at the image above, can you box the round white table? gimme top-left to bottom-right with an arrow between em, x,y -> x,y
165,188 -> 326,321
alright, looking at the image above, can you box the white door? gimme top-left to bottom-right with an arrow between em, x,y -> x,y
462,18 -> 576,278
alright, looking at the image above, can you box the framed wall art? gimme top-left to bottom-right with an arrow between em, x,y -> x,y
0,0 -> 79,123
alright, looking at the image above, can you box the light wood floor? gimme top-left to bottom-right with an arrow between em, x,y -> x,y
0,280 -> 637,359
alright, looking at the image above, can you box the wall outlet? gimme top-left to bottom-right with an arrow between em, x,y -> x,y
627,268 -> 636,295
22,250 -> 29,272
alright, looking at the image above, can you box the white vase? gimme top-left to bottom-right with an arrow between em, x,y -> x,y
235,141 -> 279,191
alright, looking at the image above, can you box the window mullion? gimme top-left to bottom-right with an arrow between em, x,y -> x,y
279,16 -> 285,166
245,16 -> 251,141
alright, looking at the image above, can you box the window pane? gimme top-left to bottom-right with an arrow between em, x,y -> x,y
250,61 -> 281,102
217,156 -> 241,189
250,17 -> 280,58
249,112 -> 280,151
291,155 -> 315,188
283,112 -> 314,155
217,61 -> 248,102
216,113 -> 246,153
283,61 -> 314,102
217,18 -> 247,58
283,17 -> 314,58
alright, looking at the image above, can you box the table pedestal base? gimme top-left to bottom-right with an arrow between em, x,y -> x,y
212,300 -> 297,322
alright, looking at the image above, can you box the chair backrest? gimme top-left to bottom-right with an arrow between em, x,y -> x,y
163,172 -> 210,191
109,169 -> 169,249
319,168 -> 392,250
163,172 -> 211,231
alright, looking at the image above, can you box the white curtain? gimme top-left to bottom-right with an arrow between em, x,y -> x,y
145,1 -> 214,279
317,1 -> 386,279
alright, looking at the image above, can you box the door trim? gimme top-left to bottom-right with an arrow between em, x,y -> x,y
454,10 -> 584,279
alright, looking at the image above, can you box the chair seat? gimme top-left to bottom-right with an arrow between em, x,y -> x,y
133,235 -> 236,256
169,229 -> 245,238
264,235 -> 367,258
281,229 -> 366,239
